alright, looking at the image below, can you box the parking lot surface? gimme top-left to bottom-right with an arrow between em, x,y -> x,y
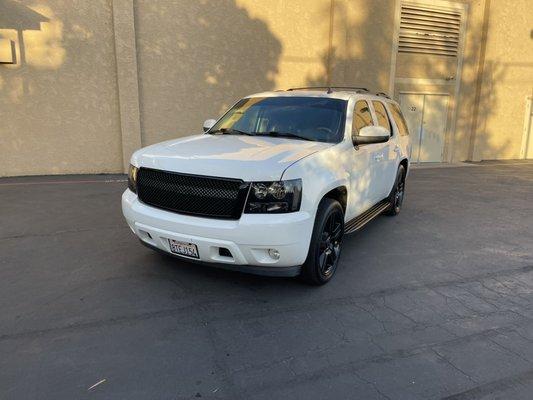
1,163 -> 533,400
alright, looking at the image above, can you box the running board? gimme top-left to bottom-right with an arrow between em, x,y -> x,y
344,199 -> 390,234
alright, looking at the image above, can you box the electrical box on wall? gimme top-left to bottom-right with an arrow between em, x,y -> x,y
0,39 -> 17,64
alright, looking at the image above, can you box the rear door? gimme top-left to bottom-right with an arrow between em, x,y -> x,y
388,102 -> 412,168
397,94 -> 423,161
371,100 -> 397,198
348,100 -> 384,212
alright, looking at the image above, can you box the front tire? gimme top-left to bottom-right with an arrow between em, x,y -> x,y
300,198 -> 344,285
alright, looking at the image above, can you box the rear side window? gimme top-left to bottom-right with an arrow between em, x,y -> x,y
372,101 -> 392,135
352,100 -> 374,139
389,103 -> 409,136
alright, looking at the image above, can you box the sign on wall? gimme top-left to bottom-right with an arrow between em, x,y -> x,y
0,38 -> 16,64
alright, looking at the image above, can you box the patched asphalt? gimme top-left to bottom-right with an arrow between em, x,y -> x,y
1,163 -> 533,399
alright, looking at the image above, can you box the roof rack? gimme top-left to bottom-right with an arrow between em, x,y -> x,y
287,86 -> 369,94
376,92 -> 391,99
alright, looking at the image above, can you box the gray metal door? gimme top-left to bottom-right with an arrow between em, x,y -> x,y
399,93 -> 449,163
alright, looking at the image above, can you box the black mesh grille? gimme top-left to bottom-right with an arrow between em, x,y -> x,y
137,168 -> 250,219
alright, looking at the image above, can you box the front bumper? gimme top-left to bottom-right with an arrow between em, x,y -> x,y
122,189 -> 314,275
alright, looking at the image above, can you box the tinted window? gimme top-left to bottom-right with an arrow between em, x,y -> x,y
389,103 -> 410,136
352,100 -> 374,139
372,101 -> 392,135
210,97 -> 347,143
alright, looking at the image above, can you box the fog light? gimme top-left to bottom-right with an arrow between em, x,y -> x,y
268,249 -> 280,260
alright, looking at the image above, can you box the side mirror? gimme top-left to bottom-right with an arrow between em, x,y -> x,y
353,125 -> 390,145
203,119 -> 217,132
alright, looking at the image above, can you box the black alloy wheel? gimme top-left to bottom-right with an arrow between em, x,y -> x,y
301,198 -> 344,285
318,209 -> 343,278
386,165 -> 406,216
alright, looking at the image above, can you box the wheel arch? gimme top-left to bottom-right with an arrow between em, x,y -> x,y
399,158 -> 409,175
321,185 -> 348,213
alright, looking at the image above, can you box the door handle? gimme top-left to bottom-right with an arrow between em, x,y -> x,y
394,145 -> 401,153
374,154 -> 384,162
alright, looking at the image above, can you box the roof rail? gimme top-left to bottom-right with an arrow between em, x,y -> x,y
287,86 -> 369,94
376,92 -> 391,99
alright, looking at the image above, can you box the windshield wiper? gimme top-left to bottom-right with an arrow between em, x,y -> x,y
253,131 -> 314,141
209,128 -> 254,136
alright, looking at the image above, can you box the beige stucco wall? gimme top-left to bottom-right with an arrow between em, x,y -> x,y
450,0 -> 487,162
0,0 -> 123,177
134,0 -> 394,147
332,0 -> 395,92
470,0 -> 533,160
1,0 -> 531,176
388,0 -> 533,162
134,0 -> 283,146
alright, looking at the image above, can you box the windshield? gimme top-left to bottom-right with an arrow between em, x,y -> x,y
209,96 -> 347,143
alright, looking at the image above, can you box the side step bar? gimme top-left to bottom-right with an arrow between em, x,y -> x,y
344,199 -> 390,234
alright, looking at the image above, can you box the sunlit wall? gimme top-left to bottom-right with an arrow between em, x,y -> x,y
0,0 -> 531,176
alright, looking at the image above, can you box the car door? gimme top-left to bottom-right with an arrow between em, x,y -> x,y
347,100 -> 383,216
371,100 -> 398,198
388,102 -> 411,162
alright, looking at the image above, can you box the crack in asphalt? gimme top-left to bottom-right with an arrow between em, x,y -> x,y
431,348 -> 478,383
441,367 -> 533,400
0,226 -> 128,241
216,326 -> 531,397
2,263 -> 533,342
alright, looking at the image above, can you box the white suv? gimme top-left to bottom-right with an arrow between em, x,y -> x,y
122,87 -> 411,284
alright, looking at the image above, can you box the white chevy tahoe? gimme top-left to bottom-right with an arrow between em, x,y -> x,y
122,87 -> 411,284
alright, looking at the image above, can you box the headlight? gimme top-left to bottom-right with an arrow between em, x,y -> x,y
245,179 -> 302,213
128,164 -> 138,193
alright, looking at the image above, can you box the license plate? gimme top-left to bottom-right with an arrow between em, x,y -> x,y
168,239 -> 199,259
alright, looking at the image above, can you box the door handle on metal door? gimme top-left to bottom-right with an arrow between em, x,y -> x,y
394,145 -> 401,153
374,154 -> 384,162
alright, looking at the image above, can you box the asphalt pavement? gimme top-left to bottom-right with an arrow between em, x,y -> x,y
1,163 -> 533,399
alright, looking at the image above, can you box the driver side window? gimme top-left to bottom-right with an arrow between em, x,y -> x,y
352,100 -> 374,144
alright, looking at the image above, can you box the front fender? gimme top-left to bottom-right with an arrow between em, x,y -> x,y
281,145 -> 351,216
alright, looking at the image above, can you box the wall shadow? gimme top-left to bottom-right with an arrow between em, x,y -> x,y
305,0 -> 394,93
303,0 -> 517,162
0,0 -> 125,176
134,0 -> 282,145
1,0 -> 530,177
0,0 -> 49,30
0,0 -> 49,95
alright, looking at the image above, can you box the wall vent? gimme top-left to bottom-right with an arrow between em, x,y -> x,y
399,4 -> 461,57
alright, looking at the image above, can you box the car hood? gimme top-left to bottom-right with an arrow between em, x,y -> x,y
132,134 -> 333,181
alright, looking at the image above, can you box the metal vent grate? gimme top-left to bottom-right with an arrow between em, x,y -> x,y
399,4 -> 461,57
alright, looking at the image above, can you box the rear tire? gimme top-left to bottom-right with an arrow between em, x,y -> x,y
385,165 -> 406,216
300,198 -> 344,285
